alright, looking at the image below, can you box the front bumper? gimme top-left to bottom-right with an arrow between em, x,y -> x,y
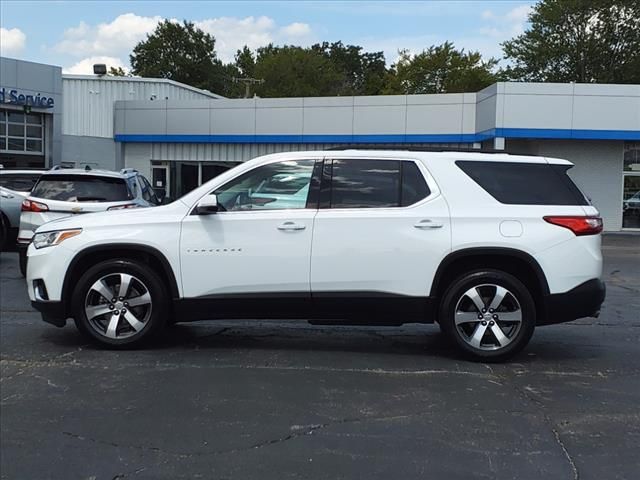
31,300 -> 67,327
540,279 -> 606,325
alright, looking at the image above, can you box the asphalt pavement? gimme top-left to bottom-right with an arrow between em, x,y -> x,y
1,235 -> 639,480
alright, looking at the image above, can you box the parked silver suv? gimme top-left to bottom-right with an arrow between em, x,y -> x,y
17,166 -> 159,275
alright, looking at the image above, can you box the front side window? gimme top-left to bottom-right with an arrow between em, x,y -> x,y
31,175 -> 132,202
328,159 -> 430,209
214,160 -> 315,211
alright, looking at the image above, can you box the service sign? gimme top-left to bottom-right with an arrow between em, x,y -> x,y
0,87 -> 55,109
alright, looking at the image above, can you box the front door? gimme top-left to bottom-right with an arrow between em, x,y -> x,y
180,158 -> 320,314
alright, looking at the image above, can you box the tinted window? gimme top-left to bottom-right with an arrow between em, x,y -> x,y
330,159 -> 401,208
214,160 -> 315,211
139,176 -> 157,204
401,162 -> 431,206
456,161 -> 588,206
31,175 -> 132,202
0,173 -> 41,192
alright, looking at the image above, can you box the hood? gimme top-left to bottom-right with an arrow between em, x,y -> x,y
34,201 -> 189,234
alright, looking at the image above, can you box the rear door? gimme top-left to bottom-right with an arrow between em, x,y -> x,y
310,157 -> 451,321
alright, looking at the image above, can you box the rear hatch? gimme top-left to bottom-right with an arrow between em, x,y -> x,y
19,174 -> 135,239
455,158 -> 603,236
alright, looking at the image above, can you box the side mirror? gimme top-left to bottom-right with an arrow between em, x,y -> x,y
195,194 -> 219,215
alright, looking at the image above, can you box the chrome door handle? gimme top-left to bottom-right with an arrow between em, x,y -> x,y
414,219 -> 443,229
278,221 -> 306,231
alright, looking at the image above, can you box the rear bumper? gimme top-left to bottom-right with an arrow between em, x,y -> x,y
540,279 -> 606,325
31,300 -> 67,327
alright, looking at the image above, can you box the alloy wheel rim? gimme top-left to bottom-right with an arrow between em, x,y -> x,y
84,273 -> 152,340
454,283 -> 522,351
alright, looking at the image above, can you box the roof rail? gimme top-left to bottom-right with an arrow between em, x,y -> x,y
50,165 -> 62,170
325,145 -> 480,152
119,168 -> 138,175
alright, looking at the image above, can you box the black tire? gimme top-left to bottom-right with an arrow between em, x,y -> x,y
18,249 -> 27,277
71,259 -> 169,348
0,214 -> 6,251
439,269 -> 536,362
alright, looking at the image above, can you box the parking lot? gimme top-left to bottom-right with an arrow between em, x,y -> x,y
0,235 -> 638,480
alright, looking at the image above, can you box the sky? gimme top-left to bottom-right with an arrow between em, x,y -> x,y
0,1 -> 535,74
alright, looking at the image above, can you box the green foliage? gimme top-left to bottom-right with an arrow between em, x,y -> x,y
311,41 -> 387,95
384,42 -> 500,94
130,20 -> 228,94
235,46 -> 256,78
502,0 -> 640,83
251,45 -> 343,97
108,66 -> 127,77
124,20 -> 518,98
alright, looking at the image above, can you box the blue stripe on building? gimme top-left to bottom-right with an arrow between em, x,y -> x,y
114,128 -> 640,144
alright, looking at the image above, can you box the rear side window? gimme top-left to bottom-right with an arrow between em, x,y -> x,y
328,159 -> 430,208
456,161 -> 588,206
31,175 -> 132,202
330,159 -> 400,208
0,173 -> 41,192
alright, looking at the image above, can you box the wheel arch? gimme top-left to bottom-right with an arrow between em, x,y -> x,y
430,247 -> 550,320
62,244 -> 180,312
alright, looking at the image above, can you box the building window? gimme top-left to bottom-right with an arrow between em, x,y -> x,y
623,142 -> 640,229
0,109 -> 44,156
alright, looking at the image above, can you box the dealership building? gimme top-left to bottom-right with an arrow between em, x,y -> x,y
1,56 -> 639,231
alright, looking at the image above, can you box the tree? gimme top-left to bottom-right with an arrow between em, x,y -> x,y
235,45 -> 256,78
311,41 -> 387,95
108,66 -> 127,76
252,45 -> 344,97
130,20 -> 228,94
502,0 -> 640,83
384,42 -> 500,94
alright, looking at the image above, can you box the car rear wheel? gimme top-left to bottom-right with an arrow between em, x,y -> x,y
71,259 -> 168,347
439,270 -> 536,362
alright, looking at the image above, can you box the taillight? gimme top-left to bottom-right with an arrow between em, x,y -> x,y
21,199 -> 49,212
107,203 -> 139,211
543,216 -> 603,236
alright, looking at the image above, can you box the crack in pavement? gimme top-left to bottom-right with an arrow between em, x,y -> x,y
61,412 -> 420,459
0,358 -> 494,378
489,367 -> 581,480
551,427 -> 579,480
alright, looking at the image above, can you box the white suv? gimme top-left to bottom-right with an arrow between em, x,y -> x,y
26,151 -> 605,361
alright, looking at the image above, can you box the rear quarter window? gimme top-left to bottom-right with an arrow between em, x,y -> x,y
31,175 -> 132,202
0,173 -> 41,192
456,161 -> 588,206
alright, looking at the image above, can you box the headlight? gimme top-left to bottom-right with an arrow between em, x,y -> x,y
32,229 -> 82,249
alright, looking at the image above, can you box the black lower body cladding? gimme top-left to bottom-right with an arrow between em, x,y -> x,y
541,279 -> 606,325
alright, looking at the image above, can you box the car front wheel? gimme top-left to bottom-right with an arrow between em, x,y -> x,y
439,269 -> 536,362
71,259 -> 168,347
